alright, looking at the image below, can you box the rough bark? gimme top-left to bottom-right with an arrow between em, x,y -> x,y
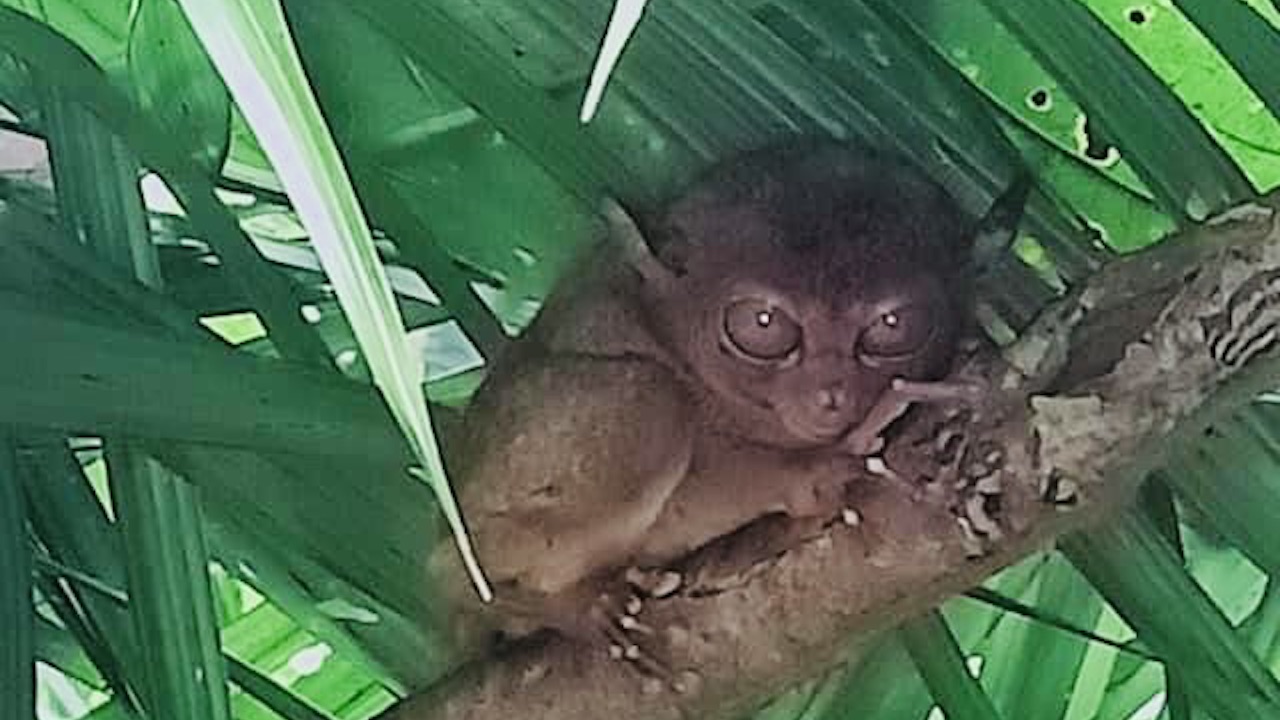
380,193 -> 1280,720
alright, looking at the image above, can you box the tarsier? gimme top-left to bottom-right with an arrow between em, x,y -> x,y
431,141 -> 1020,666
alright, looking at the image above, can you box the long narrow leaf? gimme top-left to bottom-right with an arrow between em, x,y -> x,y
109,446 -> 232,720
1172,0 -> 1280,122
1063,510 -> 1280,719
901,611 -> 1004,720
319,0 -> 632,204
175,0 -> 490,599
971,0 -> 1254,219
45,83 -> 233,720
21,439 -> 144,712
0,434 -> 34,720
0,4 -> 330,365
226,654 -> 337,720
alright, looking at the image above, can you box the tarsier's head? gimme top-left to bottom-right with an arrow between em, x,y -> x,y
626,143 -> 986,449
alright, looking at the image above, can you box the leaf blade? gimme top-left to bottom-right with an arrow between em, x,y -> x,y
175,0 -> 490,599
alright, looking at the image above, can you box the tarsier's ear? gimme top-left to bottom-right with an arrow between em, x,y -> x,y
969,170 -> 1034,269
600,198 -> 678,292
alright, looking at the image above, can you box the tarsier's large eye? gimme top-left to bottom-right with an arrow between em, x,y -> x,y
723,298 -> 802,361
859,305 -> 935,359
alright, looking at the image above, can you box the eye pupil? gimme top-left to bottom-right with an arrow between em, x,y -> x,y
757,311 -> 773,327
882,312 -> 899,328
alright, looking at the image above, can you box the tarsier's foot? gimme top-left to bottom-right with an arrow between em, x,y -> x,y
574,578 -> 680,685
844,377 -> 985,456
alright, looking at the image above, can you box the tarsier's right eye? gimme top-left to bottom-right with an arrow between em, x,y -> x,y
723,298 -> 802,361
858,305 -> 935,359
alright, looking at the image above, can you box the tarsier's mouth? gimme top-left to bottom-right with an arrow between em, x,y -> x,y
780,412 -> 853,445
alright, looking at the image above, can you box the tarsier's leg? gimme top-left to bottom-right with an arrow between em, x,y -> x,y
845,377 -> 984,456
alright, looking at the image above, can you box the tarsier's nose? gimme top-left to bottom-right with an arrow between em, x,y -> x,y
815,384 -> 848,412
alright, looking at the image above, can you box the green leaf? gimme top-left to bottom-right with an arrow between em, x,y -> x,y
1063,509 -> 1280,719
174,0 -> 490,598
0,435 -> 34,720
813,638 -> 933,720
34,614 -> 107,691
108,446 -> 231,720
280,6 -> 515,355
1167,405 -> 1280,577
0,4 -> 331,366
1064,605 -> 1142,720
226,654 -> 336,720
971,0 -> 1254,220
901,611 -> 1004,720
1173,0 -> 1280,118
44,77 -> 232,720
126,0 -> 232,173
307,0 -> 644,204
22,439 -> 143,711
966,556 -> 1107,719
1084,0 -> 1280,191
0,293 -> 408,466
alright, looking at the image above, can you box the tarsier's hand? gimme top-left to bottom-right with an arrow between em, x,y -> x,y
844,377 -> 985,456
783,452 -> 861,518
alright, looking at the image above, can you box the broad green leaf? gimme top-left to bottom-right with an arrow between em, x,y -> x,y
280,6 -> 513,354
206,511 -> 436,688
173,0 -> 491,598
1241,580 -> 1280,671
0,0 -> 129,68
0,292 -> 407,464
998,118 -> 1172,254
1064,606 -> 1141,720
875,0 -> 1153,204
2,191 -> 448,687
219,590 -> 394,714
226,655 -> 337,720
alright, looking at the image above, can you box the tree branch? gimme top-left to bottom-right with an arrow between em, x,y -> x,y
380,193 -> 1280,720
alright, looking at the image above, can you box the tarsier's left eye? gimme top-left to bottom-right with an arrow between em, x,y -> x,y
858,305 -> 935,359
723,298 -> 802,361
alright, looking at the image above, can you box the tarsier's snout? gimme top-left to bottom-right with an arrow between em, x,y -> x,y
776,376 -> 874,444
